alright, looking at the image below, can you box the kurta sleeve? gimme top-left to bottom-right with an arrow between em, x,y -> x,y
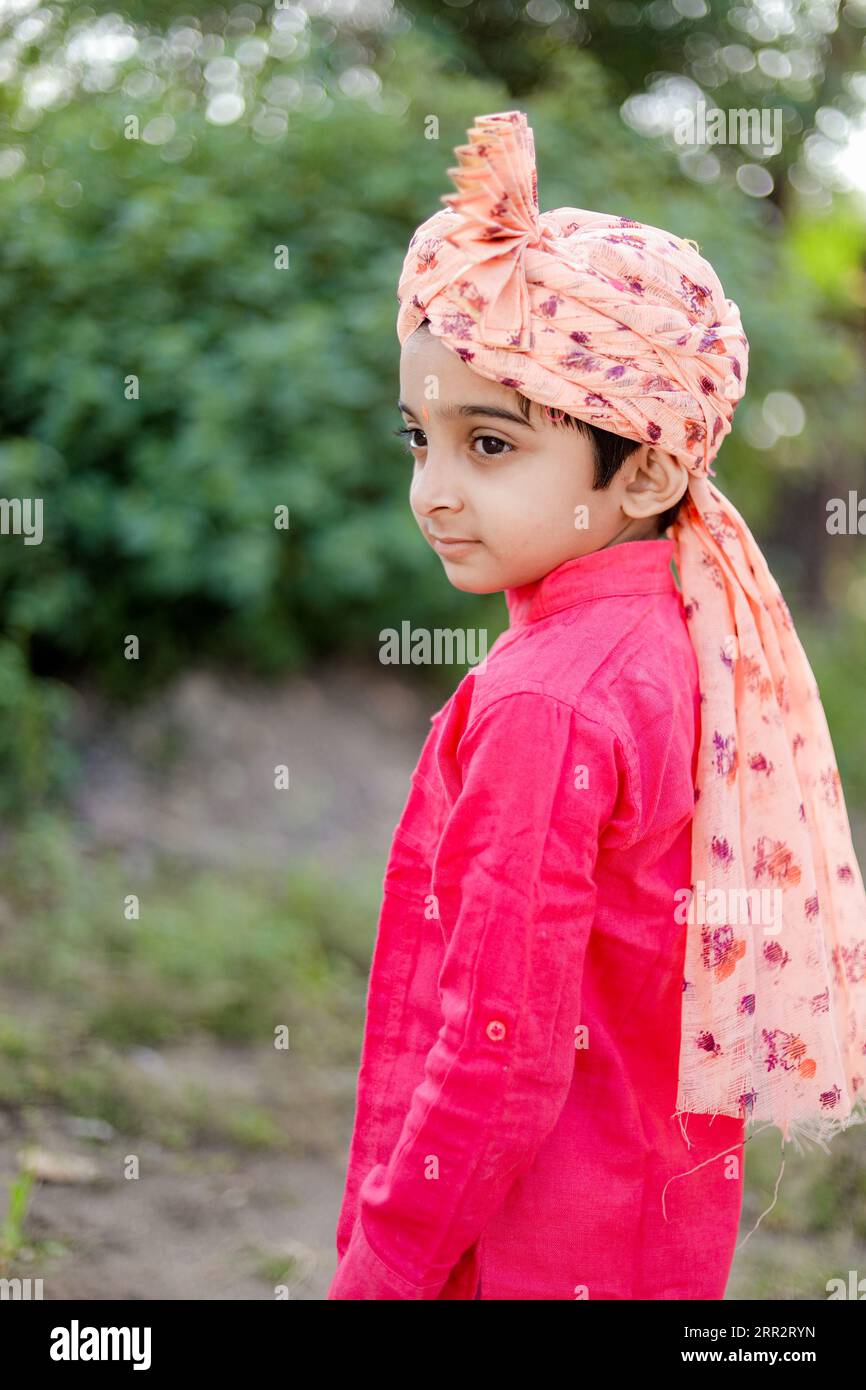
327,689 -> 624,1300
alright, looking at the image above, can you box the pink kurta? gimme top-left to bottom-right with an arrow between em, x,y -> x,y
328,538 -> 745,1301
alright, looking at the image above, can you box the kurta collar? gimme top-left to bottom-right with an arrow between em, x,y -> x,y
505,538 -> 678,628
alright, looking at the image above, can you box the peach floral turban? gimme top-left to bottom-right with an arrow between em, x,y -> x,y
396,110 -> 866,1152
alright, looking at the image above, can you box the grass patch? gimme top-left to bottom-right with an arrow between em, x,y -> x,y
0,813 -> 375,1147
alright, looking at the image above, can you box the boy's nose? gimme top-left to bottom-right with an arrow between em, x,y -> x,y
410,451 -> 465,517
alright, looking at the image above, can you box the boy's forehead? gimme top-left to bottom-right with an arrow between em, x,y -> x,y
399,326 -> 526,417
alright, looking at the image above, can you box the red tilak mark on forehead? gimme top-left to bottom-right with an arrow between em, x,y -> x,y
422,406 -> 430,423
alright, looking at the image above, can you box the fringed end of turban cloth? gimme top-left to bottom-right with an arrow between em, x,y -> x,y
779,1103 -> 866,1156
396,109 -> 866,1150
670,1097 -> 866,1160
671,472 -> 866,1152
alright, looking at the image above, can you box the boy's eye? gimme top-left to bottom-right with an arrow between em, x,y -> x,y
472,434 -> 512,458
392,426 -> 513,459
393,425 -> 426,450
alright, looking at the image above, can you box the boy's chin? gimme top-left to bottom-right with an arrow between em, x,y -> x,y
442,570 -> 503,595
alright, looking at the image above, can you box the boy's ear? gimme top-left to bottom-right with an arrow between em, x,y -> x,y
621,445 -> 688,521
646,446 -> 690,507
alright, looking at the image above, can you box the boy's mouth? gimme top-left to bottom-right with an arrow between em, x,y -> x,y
427,532 -> 481,558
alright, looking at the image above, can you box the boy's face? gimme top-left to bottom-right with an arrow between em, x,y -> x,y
398,323 -> 674,594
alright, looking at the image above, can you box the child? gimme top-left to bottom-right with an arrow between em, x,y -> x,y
327,111 -> 866,1300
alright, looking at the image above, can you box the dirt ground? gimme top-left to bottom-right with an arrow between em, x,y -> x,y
5,663 -> 434,1301
73,662 -> 434,877
1,1094 -> 348,1301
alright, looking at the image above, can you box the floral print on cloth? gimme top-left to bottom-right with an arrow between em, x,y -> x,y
395,110 -> 866,1150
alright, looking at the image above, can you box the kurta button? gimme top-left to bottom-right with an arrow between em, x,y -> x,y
486,1020 -> 506,1042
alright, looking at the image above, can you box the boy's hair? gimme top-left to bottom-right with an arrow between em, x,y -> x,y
417,317 -> 685,536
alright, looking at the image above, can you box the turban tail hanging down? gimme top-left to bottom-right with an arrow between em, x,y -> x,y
396,111 -> 866,1152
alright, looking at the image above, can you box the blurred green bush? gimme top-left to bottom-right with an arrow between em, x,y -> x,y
0,635 -> 74,814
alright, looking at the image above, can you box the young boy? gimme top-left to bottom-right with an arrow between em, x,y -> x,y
327,111 -> 866,1301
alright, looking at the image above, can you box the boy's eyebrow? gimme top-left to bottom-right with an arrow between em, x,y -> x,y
397,399 -> 535,429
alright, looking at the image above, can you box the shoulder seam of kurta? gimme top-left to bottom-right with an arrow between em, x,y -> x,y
457,684 -> 644,849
